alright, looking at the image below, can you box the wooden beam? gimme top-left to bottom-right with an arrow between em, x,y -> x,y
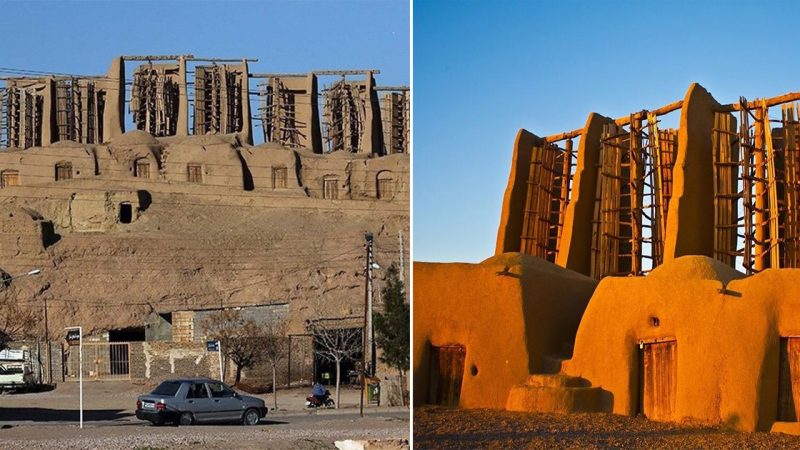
721,92 -> 800,112
546,99 -> 684,143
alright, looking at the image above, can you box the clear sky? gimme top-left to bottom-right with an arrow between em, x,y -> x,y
413,0 -> 800,263
0,0 -> 409,140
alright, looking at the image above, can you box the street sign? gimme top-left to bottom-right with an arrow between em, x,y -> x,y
66,329 -> 81,345
207,341 -> 220,352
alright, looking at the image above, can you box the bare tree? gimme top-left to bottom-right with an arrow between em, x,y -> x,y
305,318 -> 362,409
0,298 -> 37,352
261,319 -> 289,411
203,310 -> 262,385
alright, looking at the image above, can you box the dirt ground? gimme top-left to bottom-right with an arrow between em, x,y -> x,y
0,381 -> 409,449
413,407 -> 800,449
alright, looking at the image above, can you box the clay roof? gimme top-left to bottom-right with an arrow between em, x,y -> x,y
648,255 -> 746,286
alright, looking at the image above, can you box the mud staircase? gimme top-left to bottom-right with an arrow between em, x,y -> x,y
506,342 -> 605,413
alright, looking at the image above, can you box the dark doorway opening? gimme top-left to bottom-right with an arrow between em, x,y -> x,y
119,202 -> 132,224
427,344 -> 466,407
109,327 -> 145,342
313,328 -> 363,386
637,339 -> 677,420
778,337 -> 800,421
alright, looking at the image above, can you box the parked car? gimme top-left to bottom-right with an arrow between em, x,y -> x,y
135,377 -> 267,426
0,364 -> 36,392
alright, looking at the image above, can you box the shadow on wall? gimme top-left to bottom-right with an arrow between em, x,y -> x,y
236,151 -> 255,191
136,190 -> 152,212
40,221 -> 61,247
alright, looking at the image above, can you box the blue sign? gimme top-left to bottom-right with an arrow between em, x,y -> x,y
207,341 -> 219,352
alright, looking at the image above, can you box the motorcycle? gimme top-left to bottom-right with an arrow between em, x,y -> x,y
305,389 -> 335,408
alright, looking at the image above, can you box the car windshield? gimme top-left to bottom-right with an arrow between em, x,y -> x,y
151,381 -> 182,396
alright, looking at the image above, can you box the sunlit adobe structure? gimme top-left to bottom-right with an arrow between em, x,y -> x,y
0,55 -> 409,155
414,83 -> 800,434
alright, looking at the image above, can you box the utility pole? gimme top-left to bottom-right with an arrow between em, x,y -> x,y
366,234 -> 375,377
360,233 -> 370,417
399,230 -> 405,287
44,298 -> 51,384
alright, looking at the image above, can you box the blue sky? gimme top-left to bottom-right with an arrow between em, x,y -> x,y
413,0 -> 800,263
0,0 -> 409,139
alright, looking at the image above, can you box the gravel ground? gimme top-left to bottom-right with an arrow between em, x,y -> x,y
414,406 -> 800,449
0,415 -> 409,450
0,381 -> 409,449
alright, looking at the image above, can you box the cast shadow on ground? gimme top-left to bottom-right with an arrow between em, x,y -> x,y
0,407 -> 131,422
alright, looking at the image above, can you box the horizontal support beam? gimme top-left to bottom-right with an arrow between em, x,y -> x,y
545,99 -> 684,143
249,73 -> 308,79
720,92 -> 800,112
312,70 -> 380,75
121,55 -> 193,61
122,55 -> 257,63
374,86 -> 410,91
188,57 -> 258,63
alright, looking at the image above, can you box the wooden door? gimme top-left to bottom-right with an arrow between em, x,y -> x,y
639,340 -> 677,420
428,345 -> 466,407
1,171 -> 19,187
778,337 -> 800,421
187,164 -> 203,183
323,177 -> 339,199
273,167 -> 287,189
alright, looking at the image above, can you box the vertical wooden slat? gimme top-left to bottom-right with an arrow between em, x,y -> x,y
641,340 -> 677,421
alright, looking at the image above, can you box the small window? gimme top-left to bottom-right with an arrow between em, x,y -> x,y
119,202 -> 132,224
151,381 -> 182,397
187,164 -> 203,183
323,175 -> 339,200
377,171 -> 395,200
272,166 -> 288,189
187,383 -> 209,399
55,162 -> 73,181
0,170 -> 20,188
134,158 -> 150,179
206,382 -> 235,398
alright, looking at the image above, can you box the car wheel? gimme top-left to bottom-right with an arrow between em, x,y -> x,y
178,412 -> 194,426
242,408 -> 260,426
325,399 -> 335,408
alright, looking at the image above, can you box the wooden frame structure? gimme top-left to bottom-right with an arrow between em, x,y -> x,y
519,139 -> 575,262
589,114 -> 676,278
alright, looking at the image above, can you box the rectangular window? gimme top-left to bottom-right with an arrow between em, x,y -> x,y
1,171 -> 20,188
135,161 -> 150,179
377,178 -> 394,200
272,166 -> 287,189
55,163 -> 72,181
187,164 -> 203,183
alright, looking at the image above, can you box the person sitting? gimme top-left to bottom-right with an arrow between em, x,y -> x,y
312,382 -> 327,402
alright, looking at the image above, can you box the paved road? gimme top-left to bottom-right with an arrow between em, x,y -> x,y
0,406 -> 408,427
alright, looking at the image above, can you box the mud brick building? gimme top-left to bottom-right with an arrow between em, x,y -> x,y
415,83 -> 800,434
0,55 -> 409,392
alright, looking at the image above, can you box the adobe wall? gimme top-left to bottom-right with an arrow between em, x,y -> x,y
130,341 -> 216,381
663,84 -> 722,260
556,113 -> 616,275
160,137 -> 245,188
240,144 -> 303,191
413,253 -> 597,409
296,150 -> 409,201
0,144 -> 97,185
561,255 -> 800,431
495,129 -> 542,254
